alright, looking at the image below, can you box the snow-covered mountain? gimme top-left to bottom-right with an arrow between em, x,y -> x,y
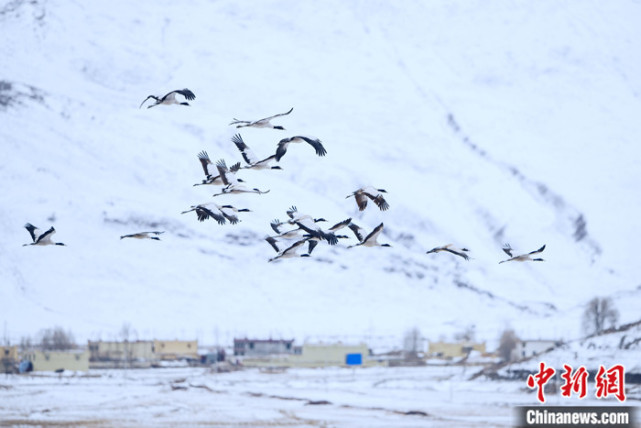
1,0 -> 640,349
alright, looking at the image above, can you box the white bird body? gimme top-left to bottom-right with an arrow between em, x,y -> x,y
229,107 -> 293,129
499,244 -> 546,264
426,244 -> 470,261
139,88 -> 195,109
212,183 -> 270,197
120,231 -> 164,240
23,223 -> 66,246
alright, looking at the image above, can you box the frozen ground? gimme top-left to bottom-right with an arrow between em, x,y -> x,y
2,366 -> 636,427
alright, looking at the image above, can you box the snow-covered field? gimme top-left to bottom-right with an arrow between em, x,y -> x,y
1,0 -> 640,425
1,365 -> 631,428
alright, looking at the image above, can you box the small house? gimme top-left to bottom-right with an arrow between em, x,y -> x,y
24,350 -> 90,372
428,341 -> 486,359
153,340 -> 198,361
511,340 -> 560,360
1,345 -> 18,373
233,338 -> 294,356
88,340 -> 155,368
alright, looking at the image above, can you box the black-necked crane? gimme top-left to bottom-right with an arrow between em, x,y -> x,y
293,216 -> 338,245
268,238 -> 313,262
120,231 -> 165,241
279,206 -> 336,245
181,203 -> 226,224
181,203 -> 250,224
499,244 -> 546,264
275,136 -> 326,161
211,159 -> 270,196
215,159 -> 243,187
193,151 -> 239,187
232,134 -> 282,170
23,223 -> 66,246
139,89 -> 195,109
265,235 -> 318,256
269,218 -> 306,239
346,187 -> 389,211
284,206 -> 326,225
425,244 -> 470,261
218,204 -> 252,224
347,222 -> 391,249
212,183 -> 270,197
229,107 -> 293,129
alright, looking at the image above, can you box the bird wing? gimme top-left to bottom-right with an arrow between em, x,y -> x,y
275,139 -> 289,161
258,107 -> 293,123
443,247 -> 470,261
329,218 -> 352,232
282,238 -> 307,256
24,223 -> 40,242
286,206 -> 298,220
195,206 -> 226,224
502,244 -> 513,257
229,108 -> 293,127
229,118 -> 250,126
215,159 -> 231,185
220,207 -> 240,225
35,226 -> 56,244
232,134 -> 258,165
256,154 -> 278,166
270,219 -> 283,234
197,151 -> 215,177
295,217 -> 319,234
173,88 -> 195,101
307,239 -> 319,255
363,223 -> 384,245
354,192 -> 368,211
363,191 -> 389,211
347,223 -> 364,242
265,236 -> 281,253
293,136 -> 327,157
229,161 -> 242,174
529,244 -> 546,255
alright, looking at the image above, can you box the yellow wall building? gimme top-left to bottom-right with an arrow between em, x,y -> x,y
88,340 -> 155,367
24,350 -> 90,372
428,341 -> 486,359
152,340 -> 198,360
1,345 -> 18,373
242,342 -> 375,368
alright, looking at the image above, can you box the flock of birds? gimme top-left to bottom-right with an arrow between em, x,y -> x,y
23,88 -> 547,265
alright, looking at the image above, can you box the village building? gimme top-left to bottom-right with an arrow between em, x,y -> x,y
233,338 -> 295,356
240,341 -> 376,368
88,340 -> 155,368
1,345 -> 18,373
152,340 -> 198,361
511,339 -> 561,360
428,341 -> 486,359
23,350 -> 90,372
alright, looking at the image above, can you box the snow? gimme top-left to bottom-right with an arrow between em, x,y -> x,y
1,0 -> 640,423
0,365 -> 603,427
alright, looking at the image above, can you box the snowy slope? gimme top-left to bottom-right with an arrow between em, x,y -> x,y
1,0 -> 640,348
